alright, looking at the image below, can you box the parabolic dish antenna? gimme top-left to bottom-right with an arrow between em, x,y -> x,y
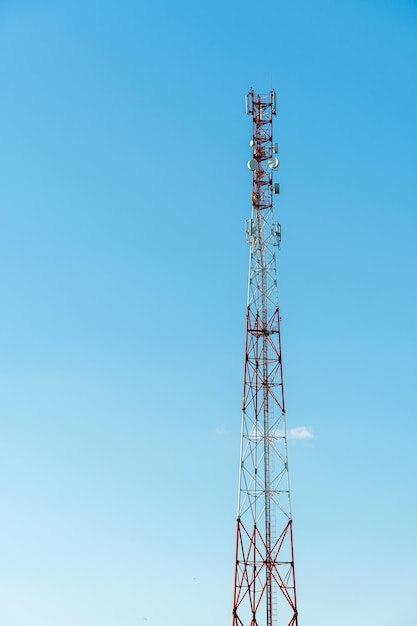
247,159 -> 258,171
268,157 -> 279,170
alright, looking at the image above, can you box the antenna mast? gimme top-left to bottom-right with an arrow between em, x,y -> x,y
232,89 -> 299,626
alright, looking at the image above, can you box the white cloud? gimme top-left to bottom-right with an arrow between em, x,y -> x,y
287,426 -> 314,440
214,426 -> 227,435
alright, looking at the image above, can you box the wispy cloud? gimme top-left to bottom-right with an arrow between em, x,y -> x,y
214,426 -> 227,435
287,426 -> 314,440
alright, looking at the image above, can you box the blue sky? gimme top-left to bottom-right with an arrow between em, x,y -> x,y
0,0 -> 416,624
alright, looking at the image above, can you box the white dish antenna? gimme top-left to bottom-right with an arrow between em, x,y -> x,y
247,159 -> 258,171
268,157 -> 279,170
249,139 -> 256,147
272,143 -> 278,154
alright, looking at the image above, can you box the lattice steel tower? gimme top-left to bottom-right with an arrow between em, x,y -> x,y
232,89 -> 299,626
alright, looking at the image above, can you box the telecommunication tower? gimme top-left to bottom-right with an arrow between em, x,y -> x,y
232,89 -> 299,626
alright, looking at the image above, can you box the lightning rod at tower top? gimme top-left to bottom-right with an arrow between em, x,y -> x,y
232,88 -> 299,626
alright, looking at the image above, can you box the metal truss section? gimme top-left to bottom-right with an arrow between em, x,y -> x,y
232,90 -> 298,626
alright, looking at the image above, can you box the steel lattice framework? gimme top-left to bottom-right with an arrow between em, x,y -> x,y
232,89 -> 299,626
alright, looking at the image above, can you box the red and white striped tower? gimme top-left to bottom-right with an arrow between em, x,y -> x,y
232,89 -> 299,626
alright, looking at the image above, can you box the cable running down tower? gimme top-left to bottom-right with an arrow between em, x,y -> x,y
232,89 -> 299,626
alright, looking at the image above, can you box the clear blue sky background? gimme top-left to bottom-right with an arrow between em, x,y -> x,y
0,0 -> 416,624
